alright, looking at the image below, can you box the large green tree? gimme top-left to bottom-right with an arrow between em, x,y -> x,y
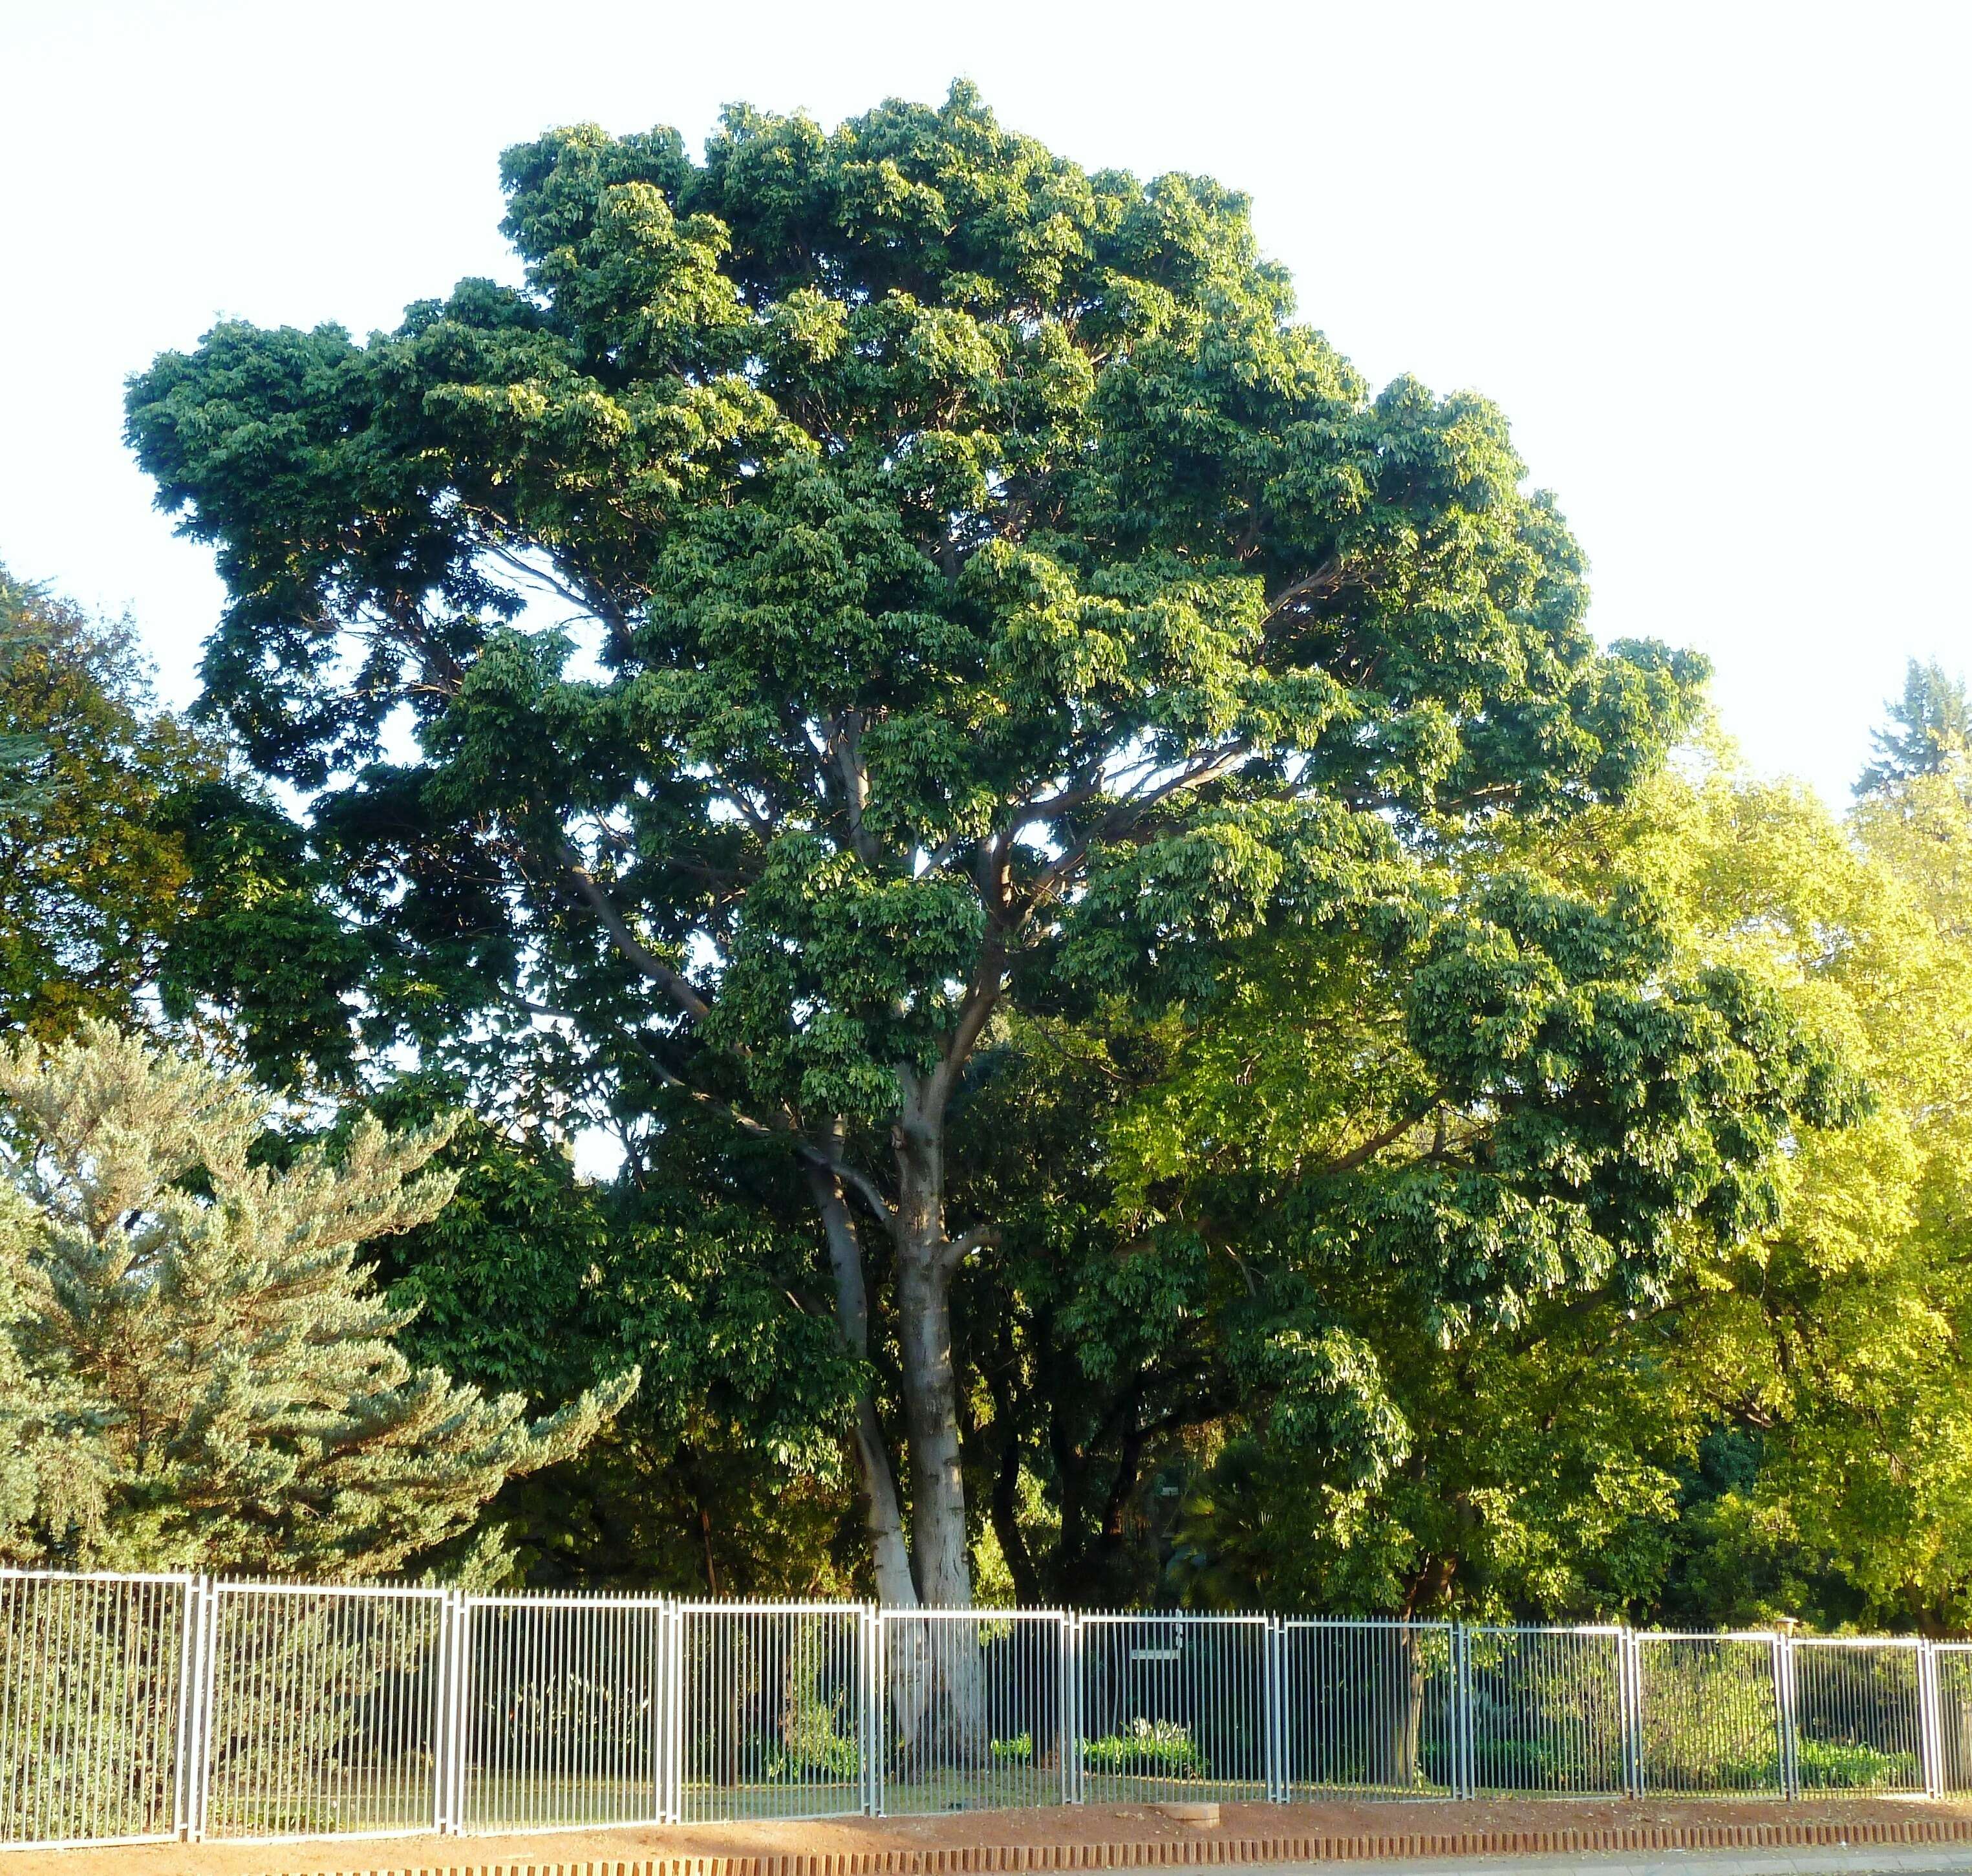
128,84 -> 1706,1608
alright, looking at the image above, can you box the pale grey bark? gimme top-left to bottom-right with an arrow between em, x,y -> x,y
806,1155 -> 917,1610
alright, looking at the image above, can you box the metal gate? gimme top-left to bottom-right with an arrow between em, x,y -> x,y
1632,1632 -> 1784,1795
1280,1619 -> 1458,1800
1076,1612 -> 1273,1804
458,1591 -> 671,1834
1787,1638 -> 1929,1796
674,1602 -> 866,1822
1463,1625 -> 1627,1796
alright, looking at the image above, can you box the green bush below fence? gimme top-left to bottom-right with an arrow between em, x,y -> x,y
1081,1719 -> 1206,1777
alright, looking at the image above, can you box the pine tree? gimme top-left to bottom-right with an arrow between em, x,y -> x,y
0,1022 -> 636,1577
1858,658 -> 1971,795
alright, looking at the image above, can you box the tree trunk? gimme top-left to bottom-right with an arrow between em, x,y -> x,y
894,1245 -> 972,1606
1381,1626 -> 1425,1787
806,1157 -> 917,1610
887,1075 -> 990,1767
890,1073 -> 975,1610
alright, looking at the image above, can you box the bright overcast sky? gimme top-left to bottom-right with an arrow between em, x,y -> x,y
3,0 -> 1965,807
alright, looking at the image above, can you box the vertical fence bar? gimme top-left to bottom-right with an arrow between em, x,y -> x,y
192,1575 -> 219,1842
1773,1632 -> 1795,1800
872,1601 -> 887,1822
1619,1632 -> 1642,1797
1452,1623 -> 1472,1800
663,1599 -> 681,1826
437,1588 -> 467,1835
170,1575 -> 201,1841
1063,1612 -> 1082,1806
1920,1640 -> 1945,1800
1262,1617 -> 1281,1803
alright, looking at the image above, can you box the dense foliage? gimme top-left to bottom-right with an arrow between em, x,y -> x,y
122,83 -> 1757,1608
0,566 -> 219,1037
0,1023 -> 632,1576
0,85 -> 1956,1619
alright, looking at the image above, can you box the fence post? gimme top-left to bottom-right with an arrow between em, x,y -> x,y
662,1600 -> 683,1824
440,1589 -> 471,1835
1063,1612 -> 1084,1805
1452,1623 -> 1474,1800
431,1591 -> 449,1835
1263,1615 -> 1284,1803
1920,1639 -> 1945,1800
1773,1632 -> 1799,1800
182,1576 -> 218,1843
1619,1630 -> 1645,1798
862,1604 -> 883,1818
654,1599 -> 668,1825
170,1575 -> 201,1841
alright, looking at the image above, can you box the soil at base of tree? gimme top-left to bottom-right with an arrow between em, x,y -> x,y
10,1797 -> 1972,1876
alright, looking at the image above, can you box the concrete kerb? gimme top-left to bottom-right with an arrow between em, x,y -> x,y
226,1815 -> 1972,1876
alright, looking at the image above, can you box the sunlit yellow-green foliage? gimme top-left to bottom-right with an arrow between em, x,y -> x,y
1656,761 -> 1972,1626
0,566 -> 219,1037
1132,748 -> 1972,1628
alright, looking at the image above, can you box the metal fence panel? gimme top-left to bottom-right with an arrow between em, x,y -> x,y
1464,1626 -> 1626,1796
1933,1644 -> 1972,1793
1280,1620 -> 1457,1800
676,1604 -> 864,1823
878,1610 -> 1067,1813
460,1593 -> 669,1834
200,1583 -> 446,1840
1633,1633 -> 1783,1796
1077,1614 -> 1269,1805
0,1569 -> 194,1849
1787,1640 -> 1926,1796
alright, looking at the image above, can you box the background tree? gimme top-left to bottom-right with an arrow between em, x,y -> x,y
365,1097 -> 866,1592
127,83 -> 1707,1608
1657,757 -> 1972,1630
0,566 -> 220,1037
1858,659 -> 1971,794
1142,733 -> 1972,1635
0,1022 -> 634,1576
966,776 -> 1855,1614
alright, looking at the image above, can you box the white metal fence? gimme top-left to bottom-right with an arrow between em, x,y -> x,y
8,1568 -> 1972,1851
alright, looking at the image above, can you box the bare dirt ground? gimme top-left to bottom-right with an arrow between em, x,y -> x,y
12,1797 -> 1972,1876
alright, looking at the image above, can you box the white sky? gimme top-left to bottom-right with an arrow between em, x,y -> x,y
2,0 -> 1966,807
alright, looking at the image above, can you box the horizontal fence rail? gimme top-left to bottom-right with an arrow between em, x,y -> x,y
8,1568 -> 1972,1851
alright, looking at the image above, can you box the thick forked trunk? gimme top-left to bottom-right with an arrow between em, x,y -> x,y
895,1246 -> 972,1607
889,1075 -> 990,1765
891,1071 -> 975,1610
806,1156 -> 917,1610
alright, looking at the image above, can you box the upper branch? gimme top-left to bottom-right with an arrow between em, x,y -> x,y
1015,735 -> 1254,925
557,839 -> 713,1026
1259,555 -> 1346,631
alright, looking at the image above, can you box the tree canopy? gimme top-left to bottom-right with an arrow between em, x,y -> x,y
1858,659 -> 1971,794
123,83 -> 1845,1610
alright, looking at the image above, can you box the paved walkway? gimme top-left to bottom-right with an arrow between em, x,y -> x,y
1249,1846 -> 1972,1876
